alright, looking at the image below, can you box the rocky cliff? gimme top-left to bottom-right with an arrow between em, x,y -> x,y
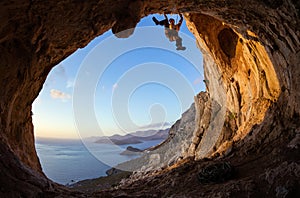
114,102 -> 196,174
0,0 -> 299,197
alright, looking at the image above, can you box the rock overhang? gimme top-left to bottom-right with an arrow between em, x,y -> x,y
0,0 -> 299,196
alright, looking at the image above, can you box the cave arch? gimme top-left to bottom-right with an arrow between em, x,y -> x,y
0,0 -> 299,196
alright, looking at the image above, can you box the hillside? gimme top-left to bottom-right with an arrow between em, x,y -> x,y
94,128 -> 169,145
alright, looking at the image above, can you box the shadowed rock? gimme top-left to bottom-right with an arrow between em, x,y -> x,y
0,0 -> 299,197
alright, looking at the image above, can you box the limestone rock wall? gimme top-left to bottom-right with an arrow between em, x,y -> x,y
185,13 -> 283,159
183,0 -> 299,160
0,0 -> 299,196
115,102 -> 196,174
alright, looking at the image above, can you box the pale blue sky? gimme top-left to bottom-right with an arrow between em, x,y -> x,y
32,14 -> 205,139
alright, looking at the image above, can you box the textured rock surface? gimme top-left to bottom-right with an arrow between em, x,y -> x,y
114,102 -> 195,174
185,12 -> 283,160
0,0 -> 299,197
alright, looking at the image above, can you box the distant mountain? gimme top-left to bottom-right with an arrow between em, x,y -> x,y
95,136 -> 142,145
94,128 -> 169,145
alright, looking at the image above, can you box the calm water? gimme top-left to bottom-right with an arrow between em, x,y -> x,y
36,138 -> 163,185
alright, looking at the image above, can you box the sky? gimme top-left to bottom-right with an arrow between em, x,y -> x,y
32,14 -> 205,139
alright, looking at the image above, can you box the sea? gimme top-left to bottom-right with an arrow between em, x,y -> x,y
35,138 -> 163,185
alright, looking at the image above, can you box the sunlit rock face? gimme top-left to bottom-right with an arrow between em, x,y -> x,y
0,0 -> 299,196
115,102 -> 196,174
186,13 -> 282,160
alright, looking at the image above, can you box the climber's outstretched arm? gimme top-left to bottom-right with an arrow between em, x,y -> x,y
164,13 -> 168,20
178,13 -> 183,26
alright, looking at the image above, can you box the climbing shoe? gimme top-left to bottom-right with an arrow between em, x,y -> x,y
152,17 -> 159,25
176,46 -> 186,51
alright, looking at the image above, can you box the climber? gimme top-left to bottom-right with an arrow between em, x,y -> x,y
152,13 -> 186,50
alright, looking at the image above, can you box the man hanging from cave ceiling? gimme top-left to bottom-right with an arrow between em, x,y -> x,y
152,13 -> 186,51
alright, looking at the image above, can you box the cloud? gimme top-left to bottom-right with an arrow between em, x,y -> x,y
66,79 -> 74,88
50,89 -> 71,100
193,77 -> 203,85
139,122 -> 171,130
112,83 -> 118,92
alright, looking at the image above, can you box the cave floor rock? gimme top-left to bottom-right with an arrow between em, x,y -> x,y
91,141 -> 299,197
66,133 -> 299,197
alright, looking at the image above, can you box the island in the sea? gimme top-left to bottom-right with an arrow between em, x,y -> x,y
94,128 -> 169,145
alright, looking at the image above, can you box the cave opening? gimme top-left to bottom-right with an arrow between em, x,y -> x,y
32,14 -> 206,186
1,1 -> 299,196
